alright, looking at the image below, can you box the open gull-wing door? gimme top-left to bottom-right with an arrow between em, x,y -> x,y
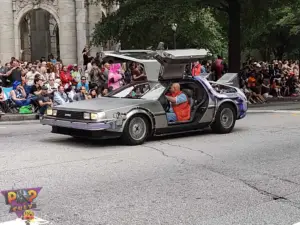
154,49 -> 211,80
216,73 -> 240,88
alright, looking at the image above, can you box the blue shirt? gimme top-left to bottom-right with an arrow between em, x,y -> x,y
77,82 -> 89,91
201,65 -> 207,73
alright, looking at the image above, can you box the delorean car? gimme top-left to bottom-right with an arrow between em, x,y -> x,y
41,49 -> 248,145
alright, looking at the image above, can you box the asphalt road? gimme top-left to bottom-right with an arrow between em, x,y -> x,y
1,109 -> 300,224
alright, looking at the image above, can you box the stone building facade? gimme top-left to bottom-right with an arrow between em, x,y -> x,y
0,0 -> 112,65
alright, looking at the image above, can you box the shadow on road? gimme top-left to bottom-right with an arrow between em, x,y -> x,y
41,127 -> 246,147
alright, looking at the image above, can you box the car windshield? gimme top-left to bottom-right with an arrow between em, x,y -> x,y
110,82 -> 165,100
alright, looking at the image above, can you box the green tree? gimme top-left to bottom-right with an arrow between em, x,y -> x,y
92,2 -> 226,54
91,0 -> 292,71
241,3 -> 300,60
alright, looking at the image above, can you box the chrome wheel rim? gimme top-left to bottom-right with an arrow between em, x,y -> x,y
128,117 -> 147,141
220,108 -> 234,129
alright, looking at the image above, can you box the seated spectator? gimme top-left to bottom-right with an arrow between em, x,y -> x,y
60,65 -> 73,91
100,87 -> 108,96
37,86 -> 53,116
31,77 -> 43,97
73,86 -> 88,101
88,88 -> 98,99
271,79 -> 282,97
71,64 -> 81,84
10,81 -> 31,107
25,65 -> 40,86
45,77 -> 59,94
53,85 -> 72,106
76,76 -> 89,91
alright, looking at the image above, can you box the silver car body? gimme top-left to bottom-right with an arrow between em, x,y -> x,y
41,49 -> 247,139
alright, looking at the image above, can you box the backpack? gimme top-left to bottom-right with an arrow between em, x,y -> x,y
19,105 -> 33,114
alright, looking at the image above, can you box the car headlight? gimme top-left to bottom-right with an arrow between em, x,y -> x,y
46,109 -> 52,116
91,112 -> 106,120
83,112 -> 90,120
46,109 -> 57,116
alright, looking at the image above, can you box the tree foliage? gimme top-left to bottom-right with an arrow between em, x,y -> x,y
240,0 -> 300,60
91,0 -> 300,70
92,1 -> 226,55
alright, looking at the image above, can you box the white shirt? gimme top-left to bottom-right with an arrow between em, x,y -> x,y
25,71 -> 40,86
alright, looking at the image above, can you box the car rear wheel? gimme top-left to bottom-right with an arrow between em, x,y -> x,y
122,115 -> 149,145
211,103 -> 236,134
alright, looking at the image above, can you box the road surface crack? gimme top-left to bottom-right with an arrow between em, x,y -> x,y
142,145 -> 185,164
159,141 -> 214,159
202,165 -> 300,209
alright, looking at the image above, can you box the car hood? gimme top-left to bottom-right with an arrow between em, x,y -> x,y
54,97 -> 155,112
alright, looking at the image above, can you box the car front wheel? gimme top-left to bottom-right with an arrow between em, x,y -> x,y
211,103 -> 236,134
122,115 -> 149,145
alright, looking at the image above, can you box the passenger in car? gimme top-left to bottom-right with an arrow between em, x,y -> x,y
165,83 -> 191,122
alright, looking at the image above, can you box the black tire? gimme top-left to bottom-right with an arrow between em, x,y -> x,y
121,114 -> 149,145
211,103 -> 236,134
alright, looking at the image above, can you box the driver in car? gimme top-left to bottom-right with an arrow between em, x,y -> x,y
165,83 -> 191,122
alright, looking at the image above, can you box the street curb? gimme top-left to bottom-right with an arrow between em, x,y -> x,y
267,97 -> 300,102
248,110 -> 300,114
0,113 -> 38,122
249,100 -> 300,108
0,120 -> 40,125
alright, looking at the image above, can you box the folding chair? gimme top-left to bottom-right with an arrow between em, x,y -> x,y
1,87 -> 18,113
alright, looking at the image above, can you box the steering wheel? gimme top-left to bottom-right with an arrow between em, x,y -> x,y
159,94 -> 170,112
165,96 -> 170,112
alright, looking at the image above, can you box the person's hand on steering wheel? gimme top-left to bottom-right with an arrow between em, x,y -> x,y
164,95 -> 170,112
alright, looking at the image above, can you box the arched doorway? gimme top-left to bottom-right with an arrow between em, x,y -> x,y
19,9 -> 59,62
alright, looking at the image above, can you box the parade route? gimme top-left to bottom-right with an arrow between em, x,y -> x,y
0,112 -> 300,225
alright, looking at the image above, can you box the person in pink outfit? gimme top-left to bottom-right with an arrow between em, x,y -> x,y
108,63 -> 123,90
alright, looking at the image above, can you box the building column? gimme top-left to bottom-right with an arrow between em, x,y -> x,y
0,0 -> 15,63
58,0 -> 77,65
75,0 -> 87,67
88,4 -> 103,56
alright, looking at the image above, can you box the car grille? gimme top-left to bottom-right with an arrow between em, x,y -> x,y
56,110 -> 83,120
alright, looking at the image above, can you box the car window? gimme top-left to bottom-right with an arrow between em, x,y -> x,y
141,84 -> 165,100
111,82 -> 163,99
113,86 -> 134,97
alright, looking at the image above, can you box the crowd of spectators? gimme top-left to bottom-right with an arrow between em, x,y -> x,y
239,60 -> 300,104
1,47 -> 298,116
0,46 -> 148,116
